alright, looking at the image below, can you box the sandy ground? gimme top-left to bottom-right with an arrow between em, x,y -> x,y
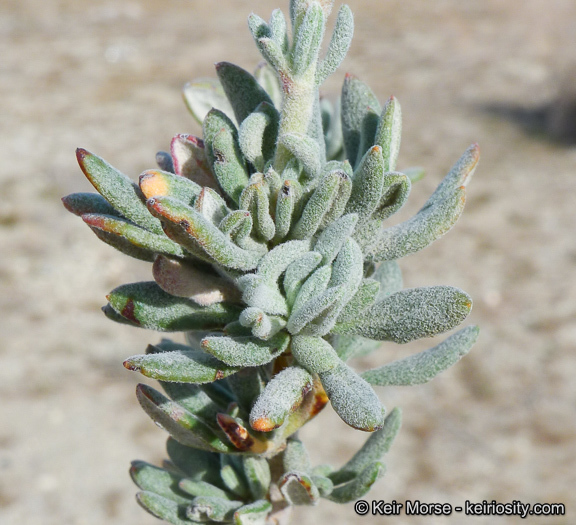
1,0 -> 575,524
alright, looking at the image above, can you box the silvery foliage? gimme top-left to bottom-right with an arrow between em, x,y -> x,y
63,0 -> 480,522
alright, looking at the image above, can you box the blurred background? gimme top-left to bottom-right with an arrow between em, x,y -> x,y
1,0 -> 575,523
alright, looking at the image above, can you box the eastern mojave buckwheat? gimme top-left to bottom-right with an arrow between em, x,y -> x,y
63,0 -> 479,523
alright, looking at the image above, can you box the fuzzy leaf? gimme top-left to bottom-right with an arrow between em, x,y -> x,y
287,285 -> 345,335
283,437 -> 312,473
318,362 -> 384,431
147,196 -> 260,270
291,2 -> 325,77
334,286 -> 472,343
62,192 -> 121,217
250,365 -> 313,431
337,279 -> 380,323
341,75 -> 381,168
136,384 -> 232,453
316,4 -> 354,84
194,187 -> 230,226
170,135 -> 219,190
291,335 -> 340,374
187,496 -> 243,522
257,239 -> 311,283
313,213 -> 358,265
130,461 -> 190,505
326,462 -> 386,503
283,251 -> 323,306
274,179 -> 302,242
239,102 -> 279,172
139,169 -> 201,205
279,472 -> 320,506
220,456 -> 250,498
83,214 -> 184,260
291,265 -> 332,313
237,274 -> 288,316
76,148 -> 163,234
165,438 -> 222,486
364,144 -> 479,262
345,146 -> 385,222
212,127 -> 250,205
279,133 -> 322,180
178,479 -> 232,501
363,326 -> 479,386
329,407 -> 401,485
183,78 -> 236,125
216,62 -> 274,124
124,348 -> 240,384
153,255 -> 241,306
136,492 -> 195,525
290,170 -> 348,239
239,182 -> 275,241
201,332 -> 290,367
242,456 -> 271,500
372,172 -> 411,221
106,281 -> 241,332
374,96 -> 402,172
239,307 -> 286,340
234,500 -> 272,525
269,8 -> 289,53
158,378 -> 226,423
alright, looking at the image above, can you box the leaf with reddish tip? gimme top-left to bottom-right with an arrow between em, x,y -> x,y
216,414 -> 268,453
106,281 -> 241,332
124,348 -> 240,384
333,286 -> 472,343
278,472 -> 319,506
62,192 -> 121,217
183,78 -> 236,125
139,169 -> 201,205
153,255 -> 240,306
362,326 -> 479,386
318,362 -> 385,431
75,148 -> 163,234
216,61 -> 274,125
89,225 -> 158,262
201,332 -> 290,367
82,213 -> 184,258
147,196 -> 261,271
170,134 -> 219,190
249,366 -> 313,431
102,303 -> 141,326
136,384 -> 233,453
